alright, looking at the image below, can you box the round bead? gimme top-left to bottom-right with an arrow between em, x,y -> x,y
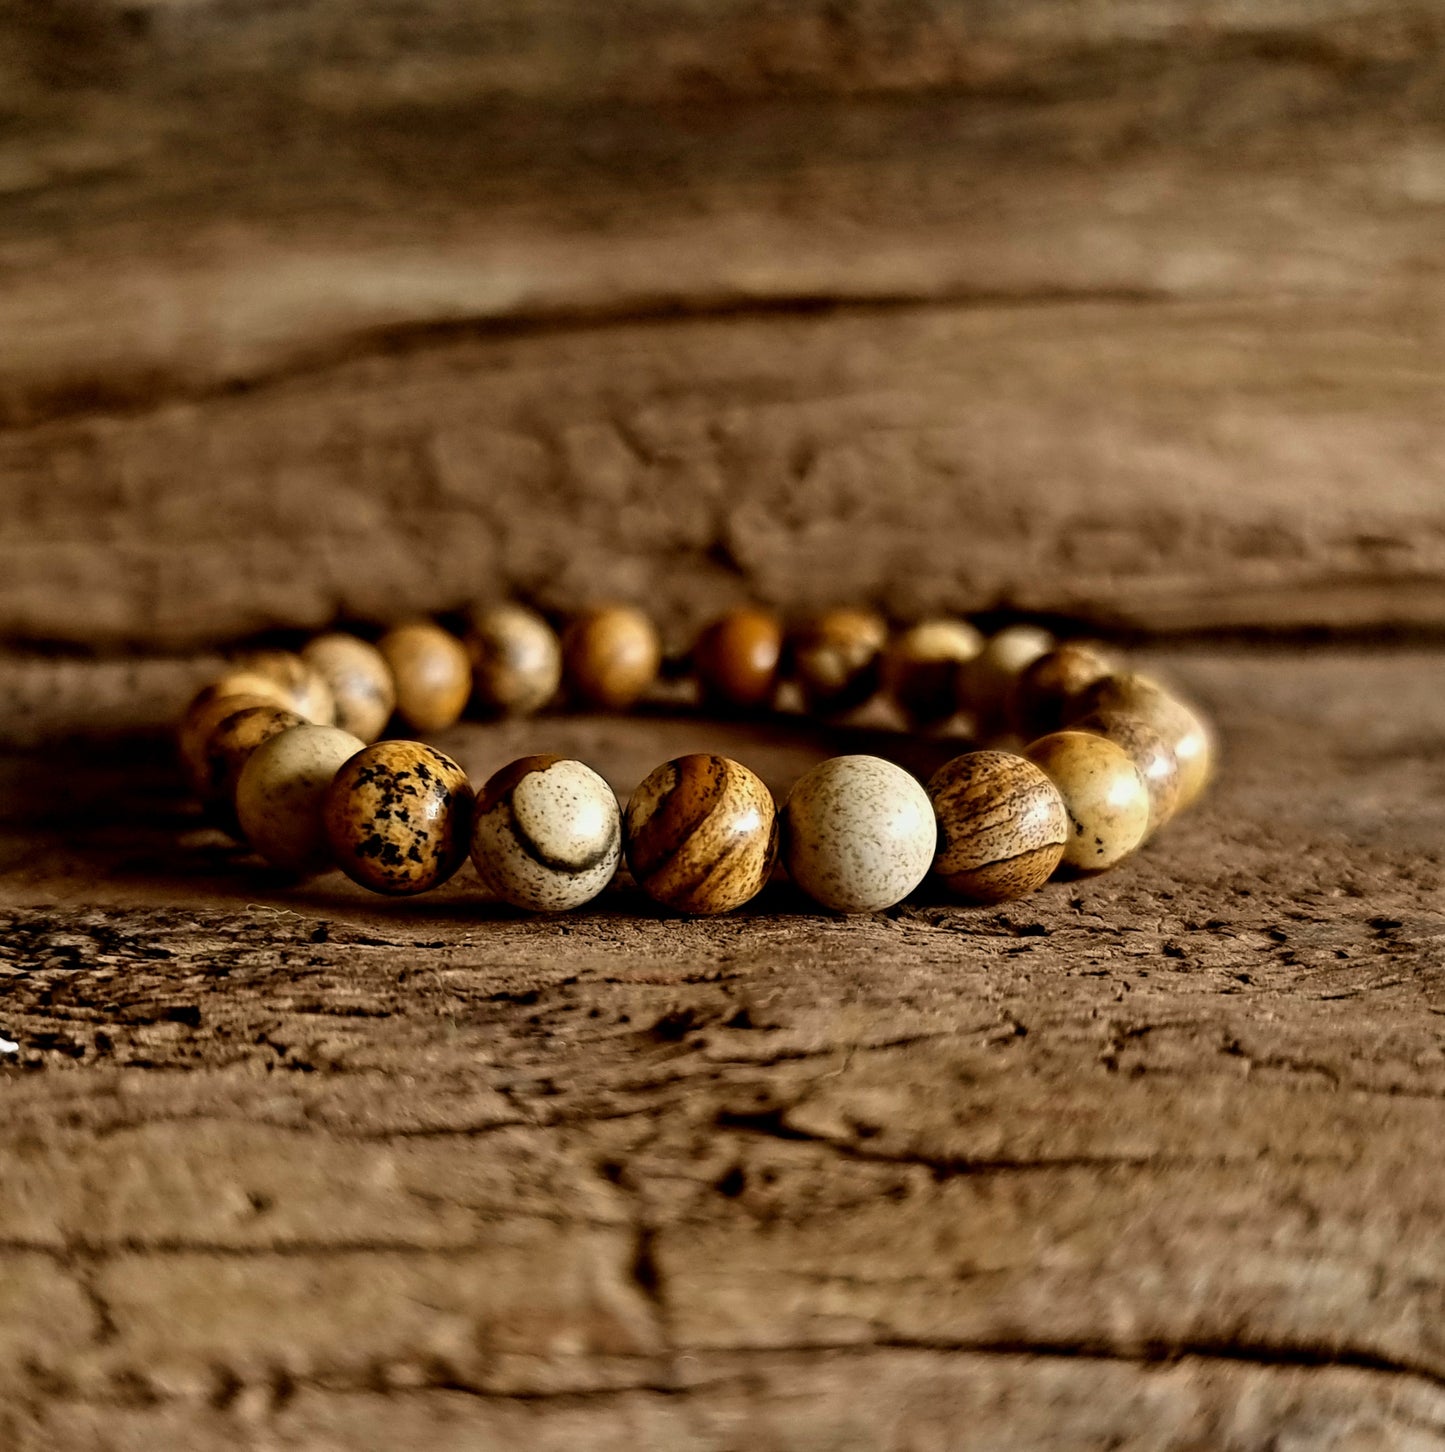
693,607 -> 784,711
301,634 -> 396,742
324,741 -> 474,895
197,705 -> 307,829
1074,672 -> 1215,811
782,755 -> 935,913
465,603 -> 562,717
927,751 -> 1068,902
959,625 -> 1054,730
1072,709 -> 1182,832
881,619 -> 984,727
471,755 -> 621,911
789,607 -> 888,714
177,683 -> 289,794
1025,731 -> 1150,873
1009,643 -> 1116,738
233,651 -> 336,724
625,754 -> 778,915
562,605 -> 661,711
377,622 -> 472,733
235,724 -> 367,873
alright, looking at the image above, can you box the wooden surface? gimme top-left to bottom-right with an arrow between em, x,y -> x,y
3,0 -> 1445,645
2,645 -> 1444,1448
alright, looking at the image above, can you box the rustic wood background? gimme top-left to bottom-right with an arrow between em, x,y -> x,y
2,3 -> 1445,1449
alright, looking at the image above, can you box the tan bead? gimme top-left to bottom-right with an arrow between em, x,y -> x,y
1074,672 -> 1215,811
177,683 -> 289,793
1025,731 -> 1150,873
301,634 -> 396,742
377,622 -> 472,733
959,625 -> 1055,731
693,607 -> 784,711
197,705 -> 307,831
927,750 -> 1068,902
233,651 -> 336,724
1072,710 -> 1182,832
882,619 -> 984,727
789,607 -> 888,714
465,603 -> 562,717
324,740 -> 474,895
236,724 -> 367,873
562,605 -> 661,711
625,754 -> 778,914
1009,643 -> 1116,738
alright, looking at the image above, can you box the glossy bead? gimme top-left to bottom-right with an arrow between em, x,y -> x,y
465,603 -> 562,717
959,625 -> 1054,731
1009,643 -> 1116,738
301,634 -> 396,742
927,751 -> 1068,902
789,607 -> 888,714
882,619 -> 984,727
782,755 -> 935,913
563,605 -> 662,711
324,740 -> 474,895
1025,731 -> 1149,873
236,724 -> 367,873
178,683 -> 289,794
233,651 -> 336,724
693,607 -> 784,711
625,754 -> 777,914
1074,672 -> 1215,811
377,622 -> 472,733
1072,709 -> 1182,832
471,755 -> 621,911
197,705 -> 307,829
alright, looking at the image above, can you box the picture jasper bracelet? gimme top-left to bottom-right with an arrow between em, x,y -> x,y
175,604 -> 1216,917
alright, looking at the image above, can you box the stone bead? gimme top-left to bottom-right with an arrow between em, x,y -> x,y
1009,642 -> 1116,739
1025,730 -> 1150,873
782,755 -> 935,913
1072,709 -> 1182,832
881,619 -> 984,727
471,755 -> 621,911
197,705 -> 307,830
377,622 -> 472,733
927,750 -> 1068,902
177,683 -> 290,794
789,607 -> 888,714
959,625 -> 1055,731
1074,671 -> 1215,810
235,724 -> 367,873
465,603 -> 562,717
324,740 -> 474,895
562,605 -> 661,711
692,607 -> 784,711
233,651 -> 336,724
301,634 -> 396,742
625,754 -> 778,915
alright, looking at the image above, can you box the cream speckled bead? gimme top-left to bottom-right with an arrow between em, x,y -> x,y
881,619 -> 983,728
236,724 -> 367,873
471,755 -> 621,911
234,651 -> 336,725
301,634 -> 396,742
378,622 -> 472,733
1025,730 -> 1150,873
782,755 -> 935,913
466,603 -> 563,717
958,625 -> 1054,729
625,754 -> 777,915
1072,709 -> 1182,833
927,751 -> 1068,902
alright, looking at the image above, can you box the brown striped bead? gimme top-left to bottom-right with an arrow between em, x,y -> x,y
789,607 -> 888,714
563,605 -> 662,711
625,754 -> 778,915
693,607 -> 784,711
927,750 -> 1068,902
378,622 -> 472,733
324,740 -> 474,895
177,684 -> 288,794
1009,643 -> 1116,739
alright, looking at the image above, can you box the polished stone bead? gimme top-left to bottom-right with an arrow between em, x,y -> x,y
782,755 -> 935,913
1072,709 -> 1182,832
236,724 -> 367,873
324,740 -> 474,895
625,753 -> 777,914
471,755 -> 621,911
693,607 -> 784,711
563,605 -> 662,711
927,750 -> 1068,902
789,607 -> 888,714
1025,730 -> 1150,872
301,634 -> 396,742
233,650 -> 336,725
377,622 -> 472,733
881,619 -> 984,727
465,603 -> 562,717
177,682 -> 290,794
958,625 -> 1055,733
1009,642 -> 1116,738
197,704 -> 307,831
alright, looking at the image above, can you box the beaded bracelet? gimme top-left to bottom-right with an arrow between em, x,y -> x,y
174,604 -> 1215,917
